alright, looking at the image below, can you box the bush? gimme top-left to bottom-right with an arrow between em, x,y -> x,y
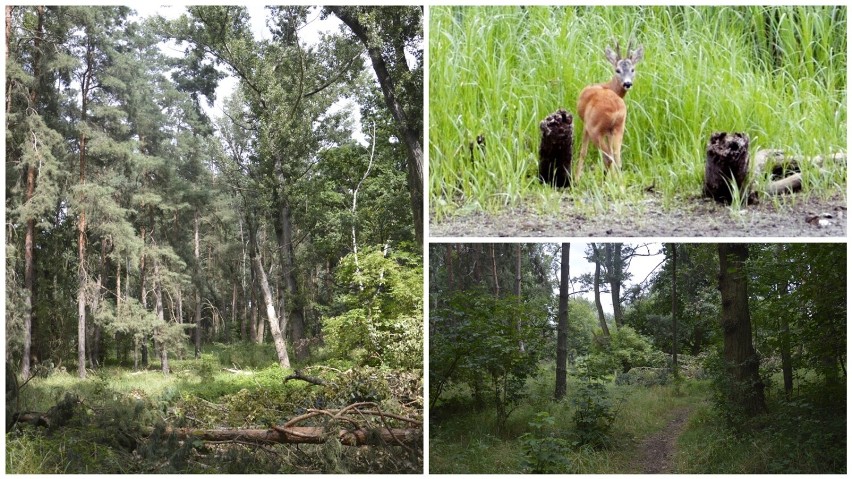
519,412 -> 572,473
571,381 -> 618,448
586,326 -> 667,377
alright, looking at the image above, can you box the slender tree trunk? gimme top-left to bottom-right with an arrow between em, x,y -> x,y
490,244 -> 499,297
555,243 -> 570,400
5,6 -> 13,118
154,261 -> 168,375
776,244 -> 793,399
253,255 -> 291,368
718,243 -> 765,416
591,244 -> 609,337
608,244 -> 623,329
671,243 -> 678,376
274,196 -> 306,353
139,233 -> 148,367
515,244 -> 525,352
194,210 -> 202,357
328,7 -> 423,245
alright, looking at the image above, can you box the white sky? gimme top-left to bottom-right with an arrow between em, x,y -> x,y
567,242 -> 665,314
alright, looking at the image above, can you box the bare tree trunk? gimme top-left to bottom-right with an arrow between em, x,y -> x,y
555,243 -> 570,400
154,261 -> 168,375
718,243 -> 765,416
253,255 -> 290,368
607,244 -> 624,329
776,244 -> 793,398
328,7 -> 423,245
490,244 -> 499,297
515,244 -> 525,352
194,210 -> 202,358
591,244 -> 609,337
671,244 -> 678,376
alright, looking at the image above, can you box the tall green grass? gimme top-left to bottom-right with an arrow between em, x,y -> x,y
429,363 -> 707,473
429,6 -> 847,218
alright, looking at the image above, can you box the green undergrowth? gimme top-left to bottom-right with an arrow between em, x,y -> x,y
430,6 -> 846,220
429,363 -> 707,473
676,376 -> 846,474
8,343 -> 423,473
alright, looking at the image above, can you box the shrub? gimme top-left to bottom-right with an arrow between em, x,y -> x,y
571,381 -> 618,448
520,412 -> 572,473
615,367 -> 670,387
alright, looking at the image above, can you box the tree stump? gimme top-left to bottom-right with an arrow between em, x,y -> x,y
703,132 -> 751,204
538,109 -> 573,188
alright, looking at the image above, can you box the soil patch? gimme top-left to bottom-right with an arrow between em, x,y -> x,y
632,407 -> 693,474
429,193 -> 846,237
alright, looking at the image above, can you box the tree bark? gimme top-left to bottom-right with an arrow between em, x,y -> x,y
159,425 -> 419,446
776,244 -> 793,399
194,210 -> 202,358
490,244 -> 499,298
555,243 -> 570,400
515,244 -> 524,353
607,244 -> 624,329
717,243 -> 765,416
154,260 -> 169,375
591,244 -> 609,337
252,254 -> 291,369
703,132 -> 752,204
671,243 -> 678,376
327,6 -> 423,245
538,109 -> 573,187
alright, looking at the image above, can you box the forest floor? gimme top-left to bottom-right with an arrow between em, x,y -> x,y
631,406 -> 693,473
429,192 -> 847,237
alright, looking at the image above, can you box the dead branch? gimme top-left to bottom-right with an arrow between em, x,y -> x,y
158,425 -> 420,446
284,369 -> 325,386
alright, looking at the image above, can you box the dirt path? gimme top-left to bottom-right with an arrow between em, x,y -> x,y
631,406 -> 693,474
430,194 -> 847,237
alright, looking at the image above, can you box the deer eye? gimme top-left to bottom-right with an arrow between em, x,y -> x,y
616,68 -> 622,74
631,68 -> 635,73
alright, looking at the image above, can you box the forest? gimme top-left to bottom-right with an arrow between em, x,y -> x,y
430,243 -> 846,473
5,6 -> 423,473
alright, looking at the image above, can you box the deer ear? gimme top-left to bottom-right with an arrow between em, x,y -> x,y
605,47 -> 619,66
631,45 -> 645,64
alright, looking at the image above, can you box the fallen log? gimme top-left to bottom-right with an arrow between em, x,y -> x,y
284,369 -> 326,386
159,425 -> 421,447
754,149 -> 846,196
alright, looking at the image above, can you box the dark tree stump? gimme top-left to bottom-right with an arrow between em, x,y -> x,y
538,109 -> 573,188
703,132 -> 751,204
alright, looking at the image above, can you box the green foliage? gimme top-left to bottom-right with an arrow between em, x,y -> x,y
430,289 -> 548,424
571,381 -> 618,448
615,367 -> 670,387
519,412 -> 573,473
323,246 -> 423,370
586,326 -> 667,377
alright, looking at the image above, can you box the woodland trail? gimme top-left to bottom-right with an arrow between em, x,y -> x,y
631,406 -> 693,474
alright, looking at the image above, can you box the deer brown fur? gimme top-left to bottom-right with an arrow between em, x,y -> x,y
576,40 -> 644,180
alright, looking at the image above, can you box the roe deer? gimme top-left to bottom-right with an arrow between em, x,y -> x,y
576,40 -> 644,180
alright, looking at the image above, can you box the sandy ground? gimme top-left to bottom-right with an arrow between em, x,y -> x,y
429,194 -> 847,238
631,406 -> 693,474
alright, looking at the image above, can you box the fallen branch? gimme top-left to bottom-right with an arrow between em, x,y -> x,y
284,369 -> 326,386
754,149 -> 846,196
158,425 -> 421,447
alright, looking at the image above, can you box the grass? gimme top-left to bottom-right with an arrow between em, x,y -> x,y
8,343 -> 425,473
675,373 -> 847,474
429,363 -> 708,473
429,6 -> 847,220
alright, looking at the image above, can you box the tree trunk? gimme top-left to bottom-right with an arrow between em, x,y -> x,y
274,193 -> 306,357
490,244 -> 499,298
717,243 -> 765,416
155,425 -> 420,447
703,132 -> 752,204
607,244 -> 623,329
591,244 -> 609,337
253,255 -> 291,368
194,210 -> 202,358
671,243 -> 678,376
538,109 -> 573,187
515,244 -> 524,353
154,261 -> 169,375
328,7 -> 423,245
776,244 -> 793,399
555,243 -> 570,400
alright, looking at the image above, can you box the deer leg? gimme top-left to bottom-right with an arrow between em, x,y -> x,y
576,128 -> 591,180
600,134 -> 614,170
610,123 -> 625,170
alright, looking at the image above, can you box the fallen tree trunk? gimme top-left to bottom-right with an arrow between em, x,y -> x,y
159,425 -> 421,447
754,149 -> 846,196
